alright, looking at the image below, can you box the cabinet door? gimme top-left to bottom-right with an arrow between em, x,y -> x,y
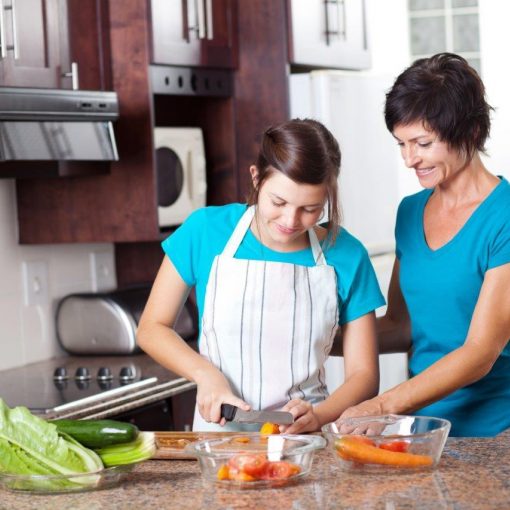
0,0 -> 67,87
289,0 -> 370,70
150,0 -> 237,68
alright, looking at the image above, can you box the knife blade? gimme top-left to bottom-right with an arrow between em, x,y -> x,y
220,404 -> 294,425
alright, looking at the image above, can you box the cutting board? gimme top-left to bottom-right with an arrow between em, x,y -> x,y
153,431 -> 247,460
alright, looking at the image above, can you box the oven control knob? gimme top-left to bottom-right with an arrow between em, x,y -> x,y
119,366 -> 135,382
53,367 -> 68,381
97,367 -> 113,382
75,367 -> 91,381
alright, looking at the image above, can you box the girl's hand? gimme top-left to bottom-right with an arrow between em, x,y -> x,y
195,367 -> 250,424
279,399 -> 321,434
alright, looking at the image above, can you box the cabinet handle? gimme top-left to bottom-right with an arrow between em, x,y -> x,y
324,0 -> 346,46
62,62 -> 80,90
5,0 -> 19,59
196,0 -> 206,39
204,0 -> 213,40
185,0 -> 200,40
0,0 -> 6,59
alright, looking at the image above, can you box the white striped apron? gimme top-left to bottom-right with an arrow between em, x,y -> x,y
193,205 -> 339,431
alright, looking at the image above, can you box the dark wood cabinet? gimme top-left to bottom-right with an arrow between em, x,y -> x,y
0,0 -> 66,87
15,0 -> 288,250
149,0 -> 238,68
0,0 -> 111,90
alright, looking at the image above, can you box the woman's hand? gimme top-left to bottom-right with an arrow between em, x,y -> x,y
194,367 -> 250,424
279,399 -> 321,434
336,397 -> 386,434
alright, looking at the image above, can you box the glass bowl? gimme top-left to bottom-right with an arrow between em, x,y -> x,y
0,463 -> 137,494
322,415 -> 451,472
185,433 -> 326,488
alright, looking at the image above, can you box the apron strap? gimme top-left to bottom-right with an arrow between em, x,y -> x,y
222,204 -> 326,266
222,205 -> 256,258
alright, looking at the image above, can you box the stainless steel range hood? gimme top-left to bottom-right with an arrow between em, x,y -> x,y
0,87 -> 119,161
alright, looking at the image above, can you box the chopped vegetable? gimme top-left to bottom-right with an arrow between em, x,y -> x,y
217,453 -> 301,482
259,422 -> 280,435
378,440 -> 410,453
94,431 -> 156,467
335,437 -> 433,467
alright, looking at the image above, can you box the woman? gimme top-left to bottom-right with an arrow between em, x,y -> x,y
339,53 -> 510,437
137,118 -> 385,432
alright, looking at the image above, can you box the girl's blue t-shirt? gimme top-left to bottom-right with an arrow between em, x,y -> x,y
162,203 -> 385,331
396,177 -> 510,436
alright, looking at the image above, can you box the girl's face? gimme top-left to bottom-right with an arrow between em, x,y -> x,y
393,122 -> 468,189
251,166 -> 328,252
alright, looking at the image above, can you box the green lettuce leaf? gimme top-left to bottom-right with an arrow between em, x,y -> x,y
0,399 -> 103,476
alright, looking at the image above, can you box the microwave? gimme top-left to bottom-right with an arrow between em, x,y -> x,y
154,127 -> 207,228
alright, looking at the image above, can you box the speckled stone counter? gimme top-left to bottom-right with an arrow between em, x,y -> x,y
2,431 -> 509,510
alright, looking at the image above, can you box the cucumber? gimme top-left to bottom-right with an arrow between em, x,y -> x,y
52,419 -> 139,448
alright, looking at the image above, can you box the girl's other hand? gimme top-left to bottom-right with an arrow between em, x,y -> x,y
279,399 -> 320,434
195,367 -> 250,424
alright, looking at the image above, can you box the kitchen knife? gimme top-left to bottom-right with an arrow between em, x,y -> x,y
220,404 -> 294,425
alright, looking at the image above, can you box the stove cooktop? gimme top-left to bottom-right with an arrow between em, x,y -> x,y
0,355 -> 170,414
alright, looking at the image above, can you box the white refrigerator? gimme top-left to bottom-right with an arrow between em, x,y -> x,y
289,71 -> 409,394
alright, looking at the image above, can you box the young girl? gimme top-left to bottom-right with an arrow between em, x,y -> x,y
137,118 -> 384,432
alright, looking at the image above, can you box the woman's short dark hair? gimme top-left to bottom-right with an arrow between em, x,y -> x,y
247,118 -> 341,245
385,52 -> 492,158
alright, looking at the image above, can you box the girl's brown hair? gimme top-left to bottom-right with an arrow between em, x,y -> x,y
247,118 -> 341,246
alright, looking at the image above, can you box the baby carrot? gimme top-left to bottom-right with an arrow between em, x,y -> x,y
335,437 -> 433,468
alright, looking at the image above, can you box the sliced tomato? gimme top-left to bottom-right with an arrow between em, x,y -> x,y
228,454 -> 268,477
378,440 -> 410,453
260,461 -> 300,480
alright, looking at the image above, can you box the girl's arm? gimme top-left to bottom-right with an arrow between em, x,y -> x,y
137,257 -> 250,423
340,262 -> 510,419
282,311 -> 379,433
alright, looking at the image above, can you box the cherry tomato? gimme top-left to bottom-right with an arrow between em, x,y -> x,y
228,454 -> 268,477
379,440 -> 410,453
260,461 -> 301,480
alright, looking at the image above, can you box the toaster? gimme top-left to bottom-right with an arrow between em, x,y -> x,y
56,284 -> 197,355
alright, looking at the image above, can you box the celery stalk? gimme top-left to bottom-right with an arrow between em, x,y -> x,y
94,432 -> 156,467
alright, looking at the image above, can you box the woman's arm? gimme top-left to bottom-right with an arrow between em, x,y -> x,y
341,263 -> 510,418
137,257 -> 250,423
282,311 -> 379,433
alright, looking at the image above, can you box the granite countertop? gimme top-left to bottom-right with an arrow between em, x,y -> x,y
2,430 -> 509,509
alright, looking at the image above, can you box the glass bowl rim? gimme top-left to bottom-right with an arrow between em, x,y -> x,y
321,414 -> 451,440
185,433 -> 327,457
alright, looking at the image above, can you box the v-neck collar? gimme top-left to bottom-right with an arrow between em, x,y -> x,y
418,176 -> 508,256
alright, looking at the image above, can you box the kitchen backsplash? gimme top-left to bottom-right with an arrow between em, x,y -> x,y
0,180 -> 116,370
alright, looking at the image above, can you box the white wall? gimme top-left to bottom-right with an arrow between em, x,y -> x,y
479,0 -> 510,180
0,179 -> 116,370
365,0 -> 421,199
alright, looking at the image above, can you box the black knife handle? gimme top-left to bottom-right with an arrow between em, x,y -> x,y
220,404 -> 237,421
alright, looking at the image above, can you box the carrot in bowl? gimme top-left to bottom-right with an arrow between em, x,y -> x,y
335,437 -> 433,468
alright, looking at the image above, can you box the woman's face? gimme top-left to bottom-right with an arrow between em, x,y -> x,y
251,166 -> 327,252
393,122 -> 468,189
